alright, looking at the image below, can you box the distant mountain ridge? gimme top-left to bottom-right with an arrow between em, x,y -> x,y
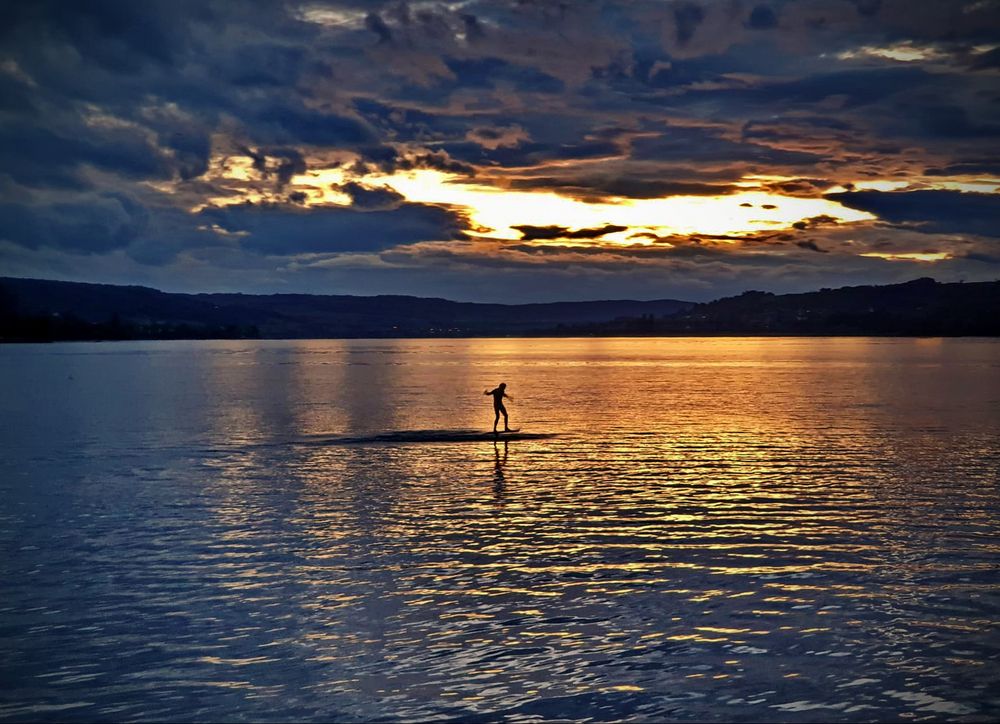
0,277 -> 692,340
562,277 -> 1000,337
1,276 -> 997,340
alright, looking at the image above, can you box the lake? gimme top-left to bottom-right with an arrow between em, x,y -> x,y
1,337 -> 998,722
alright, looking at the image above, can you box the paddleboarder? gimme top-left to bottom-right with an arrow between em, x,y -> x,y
484,382 -> 513,434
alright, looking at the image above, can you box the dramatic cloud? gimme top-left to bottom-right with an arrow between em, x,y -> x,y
513,225 -> 629,242
199,200 -> 467,255
0,193 -> 150,253
828,190 -> 1000,237
1,0 -> 998,301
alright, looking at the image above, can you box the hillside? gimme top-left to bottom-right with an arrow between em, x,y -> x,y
561,278 -> 1000,337
0,277 -> 692,341
3,276 -> 996,341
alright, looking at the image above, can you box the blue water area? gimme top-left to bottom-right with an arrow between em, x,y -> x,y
1,338 -> 999,722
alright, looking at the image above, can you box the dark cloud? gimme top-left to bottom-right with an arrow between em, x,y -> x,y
747,5 -> 779,30
512,224 -> 629,241
164,129 -> 213,181
466,124 -> 528,149
241,147 -> 308,188
350,146 -> 474,175
227,45 -> 308,88
828,190 -> 1000,237
199,201 -> 465,255
352,97 -> 471,144
0,120 -> 173,190
963,252 -> 1000,265
629,127 -> 822,167
761,179 -> 840,197
970,46 -> 1000,70
917,105 -> 1000,139
0,193 -> 149,253
796,240 -> 829,253
722,67 -> 930,108
924,160 -> 1000,176
461,13 -> 486,43
793,215 -> 841,230
438,138 -> 623,169
335,182 -> 407,210
443,57 -> 564,94
743,117 -> 854,139
673,3 -> 705,45
2,0 -> 208,73
254,105 -> 374,146
365,13 -> 393,44
507,176 -> 735,199
852,0 -> 883,17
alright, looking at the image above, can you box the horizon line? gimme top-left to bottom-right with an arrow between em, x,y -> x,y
3,274 -> 990,308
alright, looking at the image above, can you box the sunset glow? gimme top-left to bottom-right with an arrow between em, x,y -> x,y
357,170 -> 876,241
3,0 -> 998,302
3,4 -> 999,721
266,166 -> 877,244
860,252 -> 954,262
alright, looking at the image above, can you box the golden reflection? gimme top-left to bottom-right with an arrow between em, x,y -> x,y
175,336 -> 999,714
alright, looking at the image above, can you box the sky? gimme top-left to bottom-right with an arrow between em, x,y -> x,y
1,0 -> 999,303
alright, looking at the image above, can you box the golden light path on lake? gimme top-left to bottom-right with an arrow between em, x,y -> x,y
2,337 -> 999,720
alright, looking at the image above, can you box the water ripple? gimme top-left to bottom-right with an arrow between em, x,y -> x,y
1,338 -> 998,721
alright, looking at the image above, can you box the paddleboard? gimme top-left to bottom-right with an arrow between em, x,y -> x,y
307,429 -> 555,445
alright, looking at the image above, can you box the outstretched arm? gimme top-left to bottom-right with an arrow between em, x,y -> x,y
504,392 -> 514,400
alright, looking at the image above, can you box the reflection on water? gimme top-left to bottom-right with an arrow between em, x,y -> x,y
1,338 -> 999,721
494,440 -> 508,504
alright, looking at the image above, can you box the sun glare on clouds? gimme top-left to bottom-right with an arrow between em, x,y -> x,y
860,252 -> 954,262
292,168 -> 875,243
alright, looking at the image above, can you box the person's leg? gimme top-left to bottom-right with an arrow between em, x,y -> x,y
500,403 -> 510,431
493,408 -> 500,432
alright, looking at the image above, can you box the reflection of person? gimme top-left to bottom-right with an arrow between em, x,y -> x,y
493,439 -> 508,501
484,382 -> 512,433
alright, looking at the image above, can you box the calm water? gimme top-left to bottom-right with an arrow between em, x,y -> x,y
1,338 -> 999,722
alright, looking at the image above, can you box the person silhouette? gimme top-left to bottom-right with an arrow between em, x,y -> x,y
484,382 -> 513,433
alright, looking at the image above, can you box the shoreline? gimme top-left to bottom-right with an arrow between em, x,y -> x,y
4,331 -> 1000,344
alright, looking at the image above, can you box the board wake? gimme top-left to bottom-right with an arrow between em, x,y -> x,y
304,429 -> 557,445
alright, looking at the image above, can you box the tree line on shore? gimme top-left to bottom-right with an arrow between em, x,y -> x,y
1,276 -> 997,341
